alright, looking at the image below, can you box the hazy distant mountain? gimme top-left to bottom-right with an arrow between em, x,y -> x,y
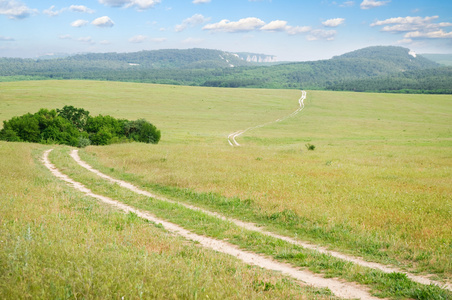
332,46 -> 437,71
1,46 -> 447,93
64,49 -> 251,69
420,54 -> 452,66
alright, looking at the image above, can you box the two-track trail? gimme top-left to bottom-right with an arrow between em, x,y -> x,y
43,149 -> 378,300
228,90 -> 306,146
42,148 -> 451,299
68,150 -> 452,293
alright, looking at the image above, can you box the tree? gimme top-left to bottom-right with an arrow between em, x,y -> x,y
57,105 -> 90,131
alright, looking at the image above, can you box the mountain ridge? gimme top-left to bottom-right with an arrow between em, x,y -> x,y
0,46 -> 447,93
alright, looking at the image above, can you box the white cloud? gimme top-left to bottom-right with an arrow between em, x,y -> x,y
98,0 -> 160,10
43,5 -> 63,17
129,35 -> 147,43
203,17 -> 266,32
307,29 -> 337,41
98,0 -> 129,7
71,19 -> 89,27
286,26 -> 312,35
322,18 -> 345,27
260,20 -> 288,32
70,5 -> 95,14
360,0 -> 390,10
202,16 -> 336,41
59,34 -> 72,40
0,35 -> 14,41
92,16 -> 115,27
339,1 -> 355,7
192,0 -> 210,3
78,36 -> 94,44
100,40 -> 111,45
43,5 -> 94,17
0,0 -> 37,19
371,15 -> 452,41
370,16 -> 452,32
175,14 -> 210,32
371,16 -> 436,27
405,30 -> 452,39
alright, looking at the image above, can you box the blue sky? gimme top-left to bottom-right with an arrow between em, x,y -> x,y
1,0 -> 452,61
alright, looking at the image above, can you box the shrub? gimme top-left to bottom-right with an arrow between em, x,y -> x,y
0,129 -> 21,142
124,119 -> 161,144
1,113 -> 40,143
89,126 -> 113,145
305,143 -> 315,151
77,136 -> 91,148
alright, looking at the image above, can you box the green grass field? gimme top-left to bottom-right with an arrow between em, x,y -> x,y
1,80 -> 451,298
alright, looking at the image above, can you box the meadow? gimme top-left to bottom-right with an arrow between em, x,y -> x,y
1,80 -> 451,298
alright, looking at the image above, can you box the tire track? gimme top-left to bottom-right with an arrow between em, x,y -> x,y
228,90 -> 306,146
42,149 -> 380,300
69,149 -> 452,293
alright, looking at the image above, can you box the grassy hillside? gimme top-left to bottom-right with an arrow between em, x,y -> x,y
1,81 -> 451,297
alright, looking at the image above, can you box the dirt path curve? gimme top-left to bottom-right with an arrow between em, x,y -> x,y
69,149 -> 452,292
228,90 -> 306,146
42,149 -> 379,300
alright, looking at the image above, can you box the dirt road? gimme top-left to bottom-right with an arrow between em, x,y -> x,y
228,90 -> 306,146
43,148 -> 383,299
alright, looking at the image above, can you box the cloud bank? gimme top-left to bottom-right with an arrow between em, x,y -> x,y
203,17 -> 337,40
0,0 -> 37,19
175,14 -> 210,32
360,0 -> 390,10
371,15 -> 452,42
98,0 -> 160,10
322,18 -> 345,27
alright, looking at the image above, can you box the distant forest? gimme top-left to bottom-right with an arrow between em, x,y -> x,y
1,46 -> 451,94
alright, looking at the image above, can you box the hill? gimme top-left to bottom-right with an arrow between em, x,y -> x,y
421,54 -> 452,66
202,46 -> 440,89
0,46 -> 446,92
65,48 -> 250,69
326,66 -> 452,94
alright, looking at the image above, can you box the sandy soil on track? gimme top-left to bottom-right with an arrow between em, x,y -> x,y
69,149 -> 452,293
42,148 -> 382,300
228,90 -> 306,146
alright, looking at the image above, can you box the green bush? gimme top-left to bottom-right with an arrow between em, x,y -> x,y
0,106 -> 161,147
124,119 -> 161,144
0,129 -> 21,142
2,113 -> 40,143
77,136 -> 91,148
305,143 -> 316,151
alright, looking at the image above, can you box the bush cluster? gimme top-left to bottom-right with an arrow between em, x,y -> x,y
0,105 -> 160,147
